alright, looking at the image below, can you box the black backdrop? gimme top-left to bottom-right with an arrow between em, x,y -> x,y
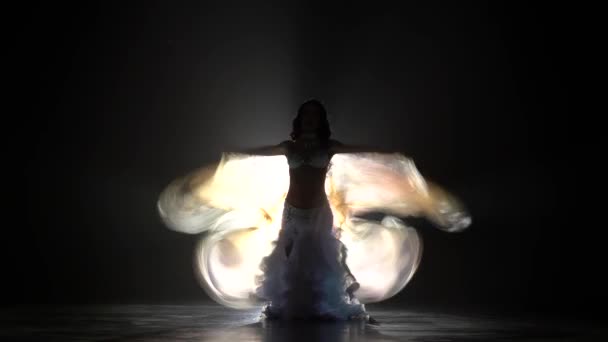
11,1 -> 603,318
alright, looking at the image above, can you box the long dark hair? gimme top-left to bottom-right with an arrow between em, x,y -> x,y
290,99 -> 332,147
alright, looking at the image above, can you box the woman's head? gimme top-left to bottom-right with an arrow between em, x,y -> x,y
290,99 -> 331,143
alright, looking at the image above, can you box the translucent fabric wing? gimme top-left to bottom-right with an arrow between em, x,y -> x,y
157,152 -> 471,308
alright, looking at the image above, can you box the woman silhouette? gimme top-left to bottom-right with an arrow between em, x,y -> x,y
158,99 -> 471,321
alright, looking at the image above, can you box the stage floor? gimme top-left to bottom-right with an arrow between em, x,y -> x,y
1,304 -> 604,341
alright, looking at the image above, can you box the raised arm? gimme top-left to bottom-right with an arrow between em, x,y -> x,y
329,139 -> 399,155
226,140 -> 289,156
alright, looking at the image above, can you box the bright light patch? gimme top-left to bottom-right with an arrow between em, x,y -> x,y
158,152 -> 470,308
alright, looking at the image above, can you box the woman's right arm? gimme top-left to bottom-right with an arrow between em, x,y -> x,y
226,140 -> 290,156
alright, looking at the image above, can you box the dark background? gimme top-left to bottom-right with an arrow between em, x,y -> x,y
12,1 -> 602,318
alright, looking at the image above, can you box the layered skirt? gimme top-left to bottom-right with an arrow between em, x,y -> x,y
256,199 -> 367,320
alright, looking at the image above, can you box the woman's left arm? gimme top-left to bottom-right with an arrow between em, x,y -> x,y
329,139 -> 400,155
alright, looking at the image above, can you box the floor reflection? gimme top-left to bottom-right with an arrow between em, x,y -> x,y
253,319 -> 384,342
0,304 -> 603,341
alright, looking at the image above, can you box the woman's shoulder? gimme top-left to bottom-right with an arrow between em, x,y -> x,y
328,139 -> 343,147
279,140 -> 293,148
279,140 -> 294,154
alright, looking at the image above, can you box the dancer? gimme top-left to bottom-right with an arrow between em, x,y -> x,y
158,99 -> 471,321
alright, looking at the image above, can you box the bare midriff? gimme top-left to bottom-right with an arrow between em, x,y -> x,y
285,166 -> 329,209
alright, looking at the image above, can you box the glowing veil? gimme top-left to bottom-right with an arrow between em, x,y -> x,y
157,152 -> 471,308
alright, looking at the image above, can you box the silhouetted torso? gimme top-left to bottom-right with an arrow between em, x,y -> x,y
284,140 -> 332,208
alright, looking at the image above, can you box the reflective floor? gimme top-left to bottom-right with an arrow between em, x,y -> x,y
0,304 -> 604,341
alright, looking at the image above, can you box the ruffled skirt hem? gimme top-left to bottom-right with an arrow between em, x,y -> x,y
254,199 -> 368,320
